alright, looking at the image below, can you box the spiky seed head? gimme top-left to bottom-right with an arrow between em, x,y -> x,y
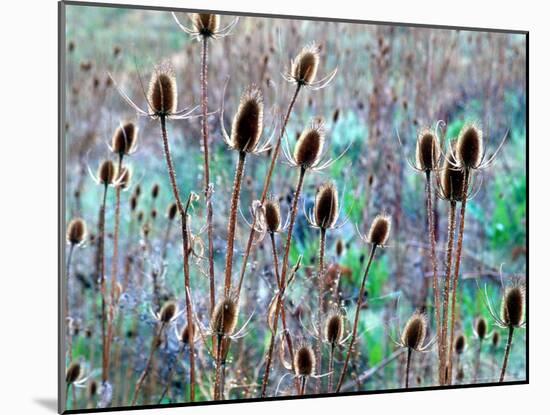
117,166 -> 132,190
402,312 -> 427,351
137,211 -> 144,223
130,195 -> 137,211
180,323 -> 196,345
367,214 -> 391,246
159,301 -> 177,323
294,119 -> 325,168
415,128 -> 440,171
212,296 -> 239,337
502,285 -> 525,327
151,183 -> 160,199
231,86 -> 263,153
457,124 -> 483,169
264,199 -> 281,233
335,238 -> 345,257
454,334 -> 466,355
440,148 -> 465,202
88,380 -> 98,398
325,311 -> 344,345
147,66 -> 177,116
151,209 -> 157,220
134,184 -> 141,198
98,160 -> 116,185
475,317 -> 488,340
67,218 -> 87,245
314,182 -> 339,229
111,122 -> 138,156
66,362 -> 81,384
492,331 -> 500,348
294,344 -> 316,377
291,44 -> 320,85
167,202 -> 178,220
192,13 -> 220,37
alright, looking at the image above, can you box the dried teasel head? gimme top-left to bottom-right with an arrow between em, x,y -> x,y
294,119 -> 325,169
415,128 -> 440,172
401,312 -> 427,351
294,343 -> 316,377
367,214 -> 391,246
159,301 -> 178,324
501,285 -> 525,328
98,159 -> 117,186
264,198 -> 282,233
439,147 -> 465,202
314,182 -> 339,229
211,296 -> 239,337
111,122 -> 138,156
167,202 -> 178,220
291,44 -> 320,86
192,13 -> 220,37
454,333 -> 466,355
88,380 -> 98,398
151,183 -> 160,199
66,361 -> 82,384
230,86 -> 264,153
116,166 -> 132,190
335,238 -> 345,257
492,331 -> 500,348
179,322 -> 196,345
67,217 -> 87,245
147,65 -> 177,117
474,316 -> 488,340
324,309 -> 345,345
456,124 -> 483,170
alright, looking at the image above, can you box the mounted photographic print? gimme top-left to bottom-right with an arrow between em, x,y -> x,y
58,1 -> 528,413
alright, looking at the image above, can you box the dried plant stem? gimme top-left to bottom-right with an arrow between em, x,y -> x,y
335,244 -> 377,392
214,334 -> 224,400
447,169 -> 470,384
316,228 -> 326,393
98,183 -> 109,384
474,339 -> 483,382
223,151 -> 247,295
130,322 -> 165,405
236,84 -> 302,297
425,172 -> 441,380
328,344 -> 336,392
441,201 -> 457,385
159,116 -> 196,401
200,36 -> 216,317
299,376 -> 308,395
405,347 -> 412,388
499,327 -> 515,382
66,243 -> 75,363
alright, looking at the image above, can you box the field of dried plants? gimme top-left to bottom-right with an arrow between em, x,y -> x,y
62,4 -> 527,410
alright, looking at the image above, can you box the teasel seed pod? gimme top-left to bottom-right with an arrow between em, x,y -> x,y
264,199 -> 282,233
159,301 -> 177,323
335,238 -> 345,257
325,310 -> 344,345
98,159 -> 117,186
117,166 -> 132,190
147,66 -> 177,116
367,214 -> 391,246
211,296 -> 239,337
230,85 -> 264,153
294,344 -> 316,377
402,312 -> 427,351
291,44 -> 320,86
66,361 -> 82,384
457,124 -> 483,169
180,322 -> 196,345
454,333 -> 466,355
314,181 -> 339,229
88,380 -> 98,398
502,285 -> 525,328
192,13 -> 220,37
475,317 -> 488,340
492,331 -> 500,348
439,148 -> 465,202
415,128 -> 440,171
111,122 -> 138,156
151,183 -> 160,199
167,202 -> 178,220
294,119 -> 325,168
67,218 -> 87,245
130,195 -> 137,212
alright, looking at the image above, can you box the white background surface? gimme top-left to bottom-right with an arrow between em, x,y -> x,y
0,0 -> 543,413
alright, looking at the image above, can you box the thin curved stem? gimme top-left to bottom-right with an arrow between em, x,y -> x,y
65,243 -> 75,363
223,151 -> 247,295
405,347 -> 412,388
159,116 -> 196,401
447,169 -> 470,384
474,339 -> 483,382
328,344 -> 335,392
236,84 -> 302,298
99,183 -> 109,384
499,327 -> 514,382
335,244 -> 377,392
316,228 -> 326,393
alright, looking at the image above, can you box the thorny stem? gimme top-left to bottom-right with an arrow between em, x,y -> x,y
447,169 -> 470,384
236,84 -> 302,298
66,243 -> 75,363
99,183 -> 109,383
440,201 -> 457,385
316,228 -> 326,393
159,116 -> 196,401
299,376 -> 308,395
499,326 -> 515,382
130,322 -> 165,405
200,36 -> 216,318
425,171 -> 442,383
335,244 -> 377,392
405,347 -> 412,388
214,334 -> 223,400
223,151 -> 247,296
